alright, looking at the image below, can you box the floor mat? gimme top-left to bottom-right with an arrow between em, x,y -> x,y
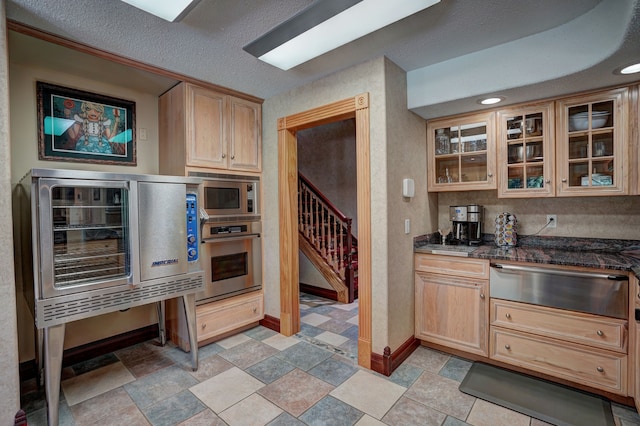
459,362 -> 615,426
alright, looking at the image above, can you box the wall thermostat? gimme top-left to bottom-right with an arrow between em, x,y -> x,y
402,178 -> 415,198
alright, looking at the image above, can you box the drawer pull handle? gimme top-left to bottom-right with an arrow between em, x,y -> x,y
222,153 -> 226,159
596,366 -> 604,373
253,308 -> 257,313
480,293 -> 485,299
596,330 -> 604,337
505,313 -> 511,319
201,324 -> 206,330
505,344 -> 511,350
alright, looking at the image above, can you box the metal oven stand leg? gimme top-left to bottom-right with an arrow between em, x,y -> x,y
156,300 -> 166,346
182,293 -> 198,371
44,323 -> 65,426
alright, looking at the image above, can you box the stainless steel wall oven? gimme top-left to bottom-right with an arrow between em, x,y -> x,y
18,168 -> 204,426
197,220 -> 262,303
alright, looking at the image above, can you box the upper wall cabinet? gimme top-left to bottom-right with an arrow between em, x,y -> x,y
427,111 -> 496,192
555,87 -> 629,197
497,102 -> 555,198
159,82 -> 262,176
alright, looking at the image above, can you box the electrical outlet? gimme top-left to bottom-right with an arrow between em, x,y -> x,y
546,214 -> 557,228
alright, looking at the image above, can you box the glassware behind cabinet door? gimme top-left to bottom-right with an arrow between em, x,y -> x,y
435,128 -> 450,155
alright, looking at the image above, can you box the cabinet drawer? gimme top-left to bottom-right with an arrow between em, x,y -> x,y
491,299 -> 627,353
196,292 -> 264,342
415,254 -> 489,279
491,327 -> 627,395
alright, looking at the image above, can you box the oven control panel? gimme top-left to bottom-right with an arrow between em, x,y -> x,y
186,193 -> 198,262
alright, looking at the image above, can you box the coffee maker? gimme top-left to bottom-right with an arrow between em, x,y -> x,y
449,205 -> 483,245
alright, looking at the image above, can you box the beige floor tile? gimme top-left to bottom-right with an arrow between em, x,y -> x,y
219,393 -> 283,426
300,304 -> 311,311
262,333 -> 299,350
189,367 -> 264,413
188,354 -> 234,382
354,414 -> 387,425
382,396 -> 446,426
404,346 -> 450,373
403,371 -> 475,420
69,387 -> 137,424
301,312 -> 331,326
466,398 -> 530,426
177,409 -> 226,426
258,369 -> 333,417
315,330 -> 349,346
79,403 -> 150,426
330,370 -> 406,420
334,301 -> 359,311
347,315 -> 359,325
216,333 -> 251,349
61,361 -> 135,406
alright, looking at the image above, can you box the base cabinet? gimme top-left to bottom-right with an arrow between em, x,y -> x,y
166,291 -> 264,351
414,254 -> 489,356
491,327 -> 627,395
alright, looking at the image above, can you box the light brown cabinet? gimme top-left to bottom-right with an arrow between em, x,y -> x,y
428,85 -> 635,197
427,111 -> 496,192
556,87 -> 629,196
167,290 -> 264,351
159,82 -> 262,175
497,102 -> 555,198
414,254 -> 489,356
489,298 -> 628,395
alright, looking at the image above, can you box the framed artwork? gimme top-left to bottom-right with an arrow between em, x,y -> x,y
37,81 -> 136,165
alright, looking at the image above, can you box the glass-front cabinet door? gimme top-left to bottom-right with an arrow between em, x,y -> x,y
497,102 -> 554,198
556,87 -> 629,196
427,111 -> 496,192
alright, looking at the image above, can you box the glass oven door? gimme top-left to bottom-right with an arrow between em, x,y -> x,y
38,179 -> 131,298
197,233 -> 261,303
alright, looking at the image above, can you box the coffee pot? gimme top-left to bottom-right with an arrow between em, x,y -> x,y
449,205 -> 483,245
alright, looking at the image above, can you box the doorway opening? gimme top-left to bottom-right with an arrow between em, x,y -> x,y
278,93 -> 372,368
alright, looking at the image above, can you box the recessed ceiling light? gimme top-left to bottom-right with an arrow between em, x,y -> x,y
620,63 -> 640,74
244,0 -> 441,70
479,97 -> 504,105
120,0 -> 200,22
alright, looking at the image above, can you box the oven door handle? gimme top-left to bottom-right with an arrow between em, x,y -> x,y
202,233 -> 260,243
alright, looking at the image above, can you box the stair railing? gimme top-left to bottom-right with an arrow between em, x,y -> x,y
298,173 -> 355,299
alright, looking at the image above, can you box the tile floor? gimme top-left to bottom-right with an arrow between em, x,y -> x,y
20,293 -> 640,426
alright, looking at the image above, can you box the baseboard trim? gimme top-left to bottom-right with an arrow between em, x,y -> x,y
19,324 -> 159,382
299,283 -> 338,301
260,314 -> 280,333
370,336 -> 421,376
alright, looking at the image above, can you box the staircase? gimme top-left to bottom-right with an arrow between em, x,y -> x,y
298,173 -> 358,304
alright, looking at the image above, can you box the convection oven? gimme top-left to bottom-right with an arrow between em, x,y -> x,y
18,168 -> 204,426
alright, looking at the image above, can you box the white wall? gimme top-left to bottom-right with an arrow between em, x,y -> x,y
263,57 -> 435,355
9,61 -> 162,362
0,0 -> 22,420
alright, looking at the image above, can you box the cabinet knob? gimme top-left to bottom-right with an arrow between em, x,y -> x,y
253,307 -> 257,313
480,293 -> 485,299
596,330 -> 604,337
488,172 -> 493,178
222,153 -> 226,159
545,179 -> 551,184
201,324 -> 206,330
596,366 -> 604,373
231,155 -> 235,160
562,178 -> 567,183
505,313 -> 511,319
505,344 -> 511,350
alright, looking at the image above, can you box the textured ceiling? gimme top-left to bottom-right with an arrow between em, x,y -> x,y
6,0 -> 640,119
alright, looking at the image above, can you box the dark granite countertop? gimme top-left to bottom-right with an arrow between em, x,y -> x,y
414,234 -> 640,279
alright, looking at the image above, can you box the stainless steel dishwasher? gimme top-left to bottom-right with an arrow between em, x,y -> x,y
490,263 -> 628,319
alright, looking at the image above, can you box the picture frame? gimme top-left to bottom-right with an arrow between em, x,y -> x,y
37,82 -> 136,165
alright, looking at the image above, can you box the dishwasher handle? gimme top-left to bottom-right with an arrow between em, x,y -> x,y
491,263 -> 628,281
